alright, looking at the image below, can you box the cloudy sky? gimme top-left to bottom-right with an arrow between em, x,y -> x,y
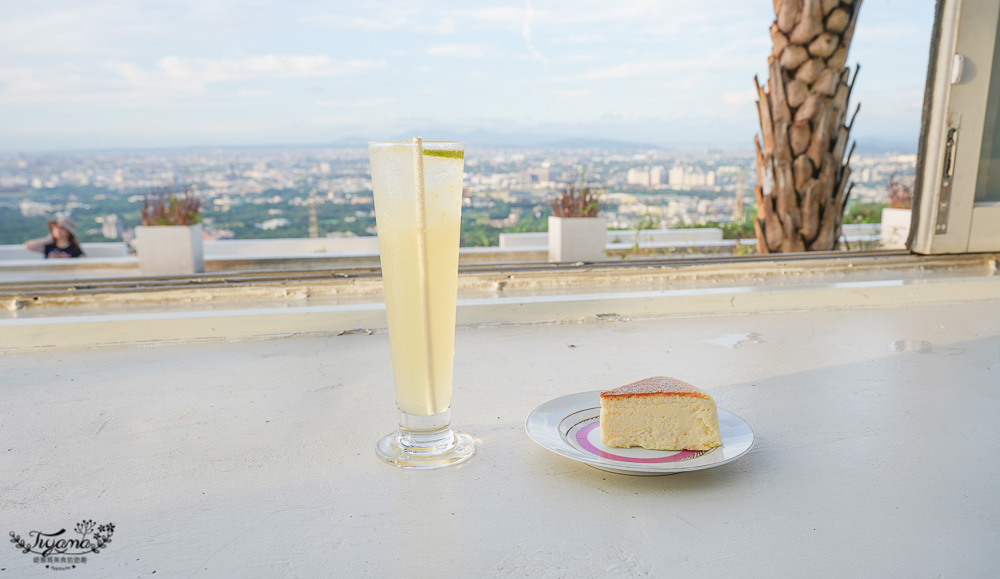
0,0 -> 934,152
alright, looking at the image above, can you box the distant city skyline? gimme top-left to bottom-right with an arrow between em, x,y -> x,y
1,143 -> 915,247
1,0 -> 935,153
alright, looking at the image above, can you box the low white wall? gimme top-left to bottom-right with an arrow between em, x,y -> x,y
497,232 -> 546,248
0,243 -> 129,260
499,228 -> 724,249
606,228 -> 724,245
500,225 -> 880,249
0,223 -> 889,268
202,237 -> 380,257
842,223 -> 880,237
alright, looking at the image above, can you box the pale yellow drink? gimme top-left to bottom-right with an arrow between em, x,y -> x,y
369,141 -> 463,416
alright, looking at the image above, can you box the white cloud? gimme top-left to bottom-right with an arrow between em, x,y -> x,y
548,47 -> 763,84
458,1 -> 548,67
563,53 -> 599,63
461,0 -> 717,29
303,9 -> 455,34
553,34 -> 608,45
549,88 -> 595,100
721,89 -> 758,107
432,17 -> 459,35
550,61 -> 667,82
0,0 -> 933,150
0,5 -> 129,58
310,115 -> 360,126
113,55 -> 383,94
304,14 -> 410,32
426,44 -> 485,58
522,0 -> 548,69
0,65 -> 92,99
0,55 -> 384,104
317,97 -> 394,108
462,6 -> 524,23
236,89 -> 271,98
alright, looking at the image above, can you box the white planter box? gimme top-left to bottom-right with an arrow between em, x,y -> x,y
548,216 -> 608,262
135,224 -> 204,275
880,208 -> 912,250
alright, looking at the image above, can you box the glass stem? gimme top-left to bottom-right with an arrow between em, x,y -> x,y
396,409 -> 456,453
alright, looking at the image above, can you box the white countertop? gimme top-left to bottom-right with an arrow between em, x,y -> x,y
2,298 -> 998,577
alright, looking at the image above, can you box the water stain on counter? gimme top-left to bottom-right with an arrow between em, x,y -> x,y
889,339 -> 962,355
703,333 -> 764,349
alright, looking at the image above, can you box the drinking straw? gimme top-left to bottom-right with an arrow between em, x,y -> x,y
411,137 -> 437,412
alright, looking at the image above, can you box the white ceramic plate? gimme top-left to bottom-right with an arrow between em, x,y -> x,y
525,391 -> 755,476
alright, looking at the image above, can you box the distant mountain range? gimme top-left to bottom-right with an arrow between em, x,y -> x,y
6,129 -> 917,156
329,128 -> 914,154
849,136 -> 920,155
339,129 -> 665,151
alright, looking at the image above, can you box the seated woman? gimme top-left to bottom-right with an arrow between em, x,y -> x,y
23,218 -> 86,258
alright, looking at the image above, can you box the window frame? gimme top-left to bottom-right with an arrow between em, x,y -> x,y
911,0 -> 1000,254
5,0 -> 999,299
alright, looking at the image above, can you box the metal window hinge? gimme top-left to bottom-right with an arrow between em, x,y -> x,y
936,126 -> 959,234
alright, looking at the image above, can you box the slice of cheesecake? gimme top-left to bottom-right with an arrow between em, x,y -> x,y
600,377 -> 722,451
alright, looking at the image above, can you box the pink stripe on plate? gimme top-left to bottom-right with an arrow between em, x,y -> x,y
576,422 -> 697,463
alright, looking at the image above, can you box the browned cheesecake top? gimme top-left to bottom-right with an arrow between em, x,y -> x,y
600,376 -> 710,399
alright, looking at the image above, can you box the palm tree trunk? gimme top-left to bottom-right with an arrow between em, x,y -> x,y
754,0 -> 863,253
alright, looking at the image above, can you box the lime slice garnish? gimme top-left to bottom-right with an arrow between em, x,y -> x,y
423,149 -> 463,159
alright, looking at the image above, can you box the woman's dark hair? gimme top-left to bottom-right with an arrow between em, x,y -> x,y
67,231 -> 84,256
48,220 -> 85,256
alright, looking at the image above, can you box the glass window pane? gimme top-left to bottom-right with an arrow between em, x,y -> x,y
977,11 -> 1000,203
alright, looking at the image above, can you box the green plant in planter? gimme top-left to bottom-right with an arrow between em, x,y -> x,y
141,187 -> 202,226
547,177 -> 608,263
550,181 -> 603,218
887,172 -> 914,209
845,202 -> 886,224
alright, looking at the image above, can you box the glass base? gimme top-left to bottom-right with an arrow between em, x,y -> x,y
376,413 -> 476,469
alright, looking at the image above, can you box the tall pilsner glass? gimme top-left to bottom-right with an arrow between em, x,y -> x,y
369,138 -> 475,468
